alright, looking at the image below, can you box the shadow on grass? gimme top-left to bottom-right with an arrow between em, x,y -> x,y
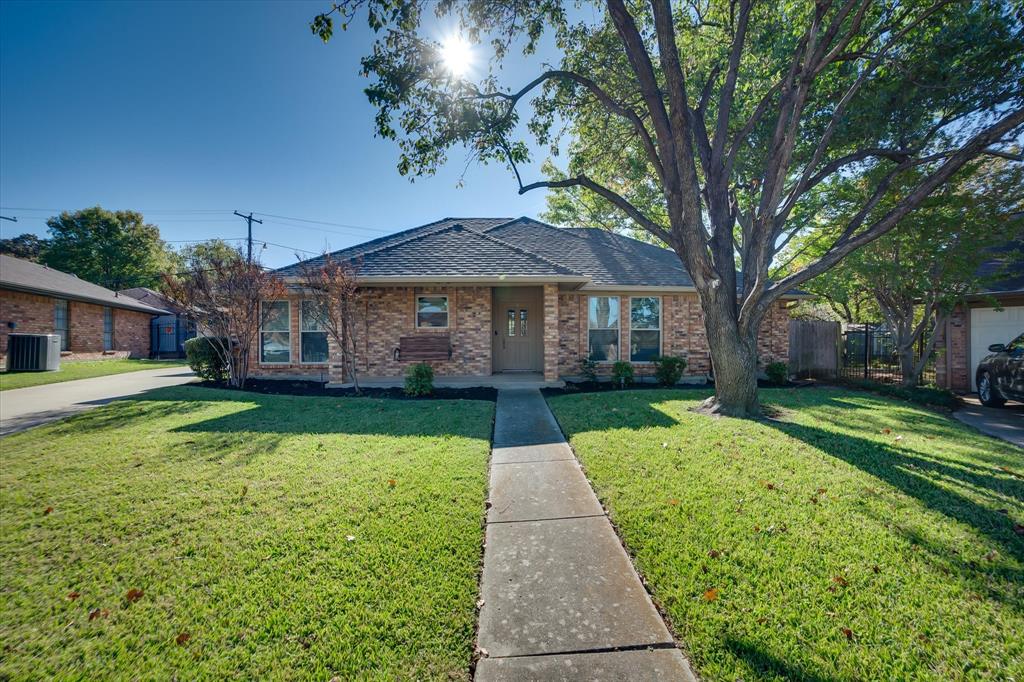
552,389 -> 1024,577
723,636 -> 841,682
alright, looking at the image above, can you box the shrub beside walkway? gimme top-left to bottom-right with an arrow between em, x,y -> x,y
475,388 -> 695,680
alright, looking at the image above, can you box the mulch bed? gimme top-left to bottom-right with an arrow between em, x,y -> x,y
192,378 -> 498,402
541,378 -> 809,397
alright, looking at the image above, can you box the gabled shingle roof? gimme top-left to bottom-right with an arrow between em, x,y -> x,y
0,254 -> 169,314
484,218 -> 695,287
973,237 -> 1024,295
275,216 -> 706,289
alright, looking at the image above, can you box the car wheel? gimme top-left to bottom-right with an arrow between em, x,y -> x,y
978,371 -> 1006,408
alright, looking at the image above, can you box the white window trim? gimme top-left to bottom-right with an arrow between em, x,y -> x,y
259,300 -> 291,365
299,300 -> 329,365
415,295 -> 450,329
629,296 -> 662,363
586,295 -> 621,364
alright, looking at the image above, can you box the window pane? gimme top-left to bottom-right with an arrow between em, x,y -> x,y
262,301 -> 290,331
301,331 -> 328,363
54,300 -> 69,351
507,309 -> 515,336
301,300 -> 326,331
417,296 -> 448,328
261,332 -> 290,363
520,309 -> 527,336
588,329 -> 618,362
103,307 -> 113,351
588,296 -> 619,329
630,297 -> 660,330
631,330 -> 660,362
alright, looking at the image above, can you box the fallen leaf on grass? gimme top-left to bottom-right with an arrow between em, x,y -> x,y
666,498 -> 679,506
708,549 -> 721,559
175,632 -> 191,646
387,479 -> 396,487
809,496 -> 818,504
841,627 -> 855,641
881,428 -> 892,434
43,506 -> 54,515
816,487 -> 827,495
761,481 -> 776,490
832,575 -> 849,587
984,549 -> 998,561
702,588 -> 719,602
872,565 -> 880,574
346,535 -> 356,542
124,588 -> 144,603
67,591 -> 80,601
88,608 -> 109,621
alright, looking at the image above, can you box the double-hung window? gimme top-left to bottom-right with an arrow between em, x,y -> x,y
54,299 -> 69,351
416,296 -> 449,328
630,297 -> 661,361
588,296 -> 619,362
300,300 -> 329,363
103,306 -> 114,351
260,300 -> 291,363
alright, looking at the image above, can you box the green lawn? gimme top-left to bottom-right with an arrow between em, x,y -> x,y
0,387 -> 494,680
548,387 -> 1024,681
0,358 -> 188,390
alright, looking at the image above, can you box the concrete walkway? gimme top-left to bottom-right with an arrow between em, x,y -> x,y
954,395 -> 1024,448
0,366 -> 195,436
475,389 -> 695,680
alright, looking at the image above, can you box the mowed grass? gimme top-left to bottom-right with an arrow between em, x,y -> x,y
0,386 -> 494,680
548,387 -> 1024,681
0,358 -> 188,390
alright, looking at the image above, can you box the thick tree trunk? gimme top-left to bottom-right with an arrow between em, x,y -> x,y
897,343 -> 918,387
699,302 -> 761,417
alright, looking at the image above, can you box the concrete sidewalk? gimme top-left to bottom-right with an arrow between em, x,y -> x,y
0,366 -> 195,436
475,389 -> 695,680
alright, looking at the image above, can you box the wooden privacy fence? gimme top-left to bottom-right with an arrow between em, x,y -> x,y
788,320 -> 841,379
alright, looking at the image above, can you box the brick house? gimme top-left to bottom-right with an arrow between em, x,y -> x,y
252,218 -> 797,385
0,254 -> 168,365
934,239 -> 1024,392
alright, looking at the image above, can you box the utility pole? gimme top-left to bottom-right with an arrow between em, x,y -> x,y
233,211 -> 263,263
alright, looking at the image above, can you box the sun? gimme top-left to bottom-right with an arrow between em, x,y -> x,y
440,35 -> 474,78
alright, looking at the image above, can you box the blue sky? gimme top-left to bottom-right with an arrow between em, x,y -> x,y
0,0 -> 563,267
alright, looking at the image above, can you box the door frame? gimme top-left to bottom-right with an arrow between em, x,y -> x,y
492,286 -> 544,373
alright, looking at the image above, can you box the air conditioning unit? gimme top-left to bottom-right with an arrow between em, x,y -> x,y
6,334 -> 61,372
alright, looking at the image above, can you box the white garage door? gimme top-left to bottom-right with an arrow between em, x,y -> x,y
970,306 -> 1024,391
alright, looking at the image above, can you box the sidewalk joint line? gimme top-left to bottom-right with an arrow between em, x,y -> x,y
486,513 -> 606,524
487,641 -> 679,660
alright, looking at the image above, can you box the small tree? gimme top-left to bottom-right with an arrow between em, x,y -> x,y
164,247 -> 286,389
296,254 -> 362,391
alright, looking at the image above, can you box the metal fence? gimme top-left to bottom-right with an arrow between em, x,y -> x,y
840,323 -> 935,385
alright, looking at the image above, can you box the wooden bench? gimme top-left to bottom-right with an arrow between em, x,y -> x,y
396,334 -> 452,361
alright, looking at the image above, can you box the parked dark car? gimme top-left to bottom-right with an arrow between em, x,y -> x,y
976,332 -> 1024,407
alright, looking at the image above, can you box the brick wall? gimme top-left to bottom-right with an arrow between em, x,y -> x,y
557,291 -> 791,379
248,287 -> 493,383
0,288 -> 152,361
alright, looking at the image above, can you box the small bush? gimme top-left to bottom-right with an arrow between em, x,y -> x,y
611,361 -> 634,387
404,363 -> 434,397
653,356 -> 687,386
185,336 -> 228,383
578,357 -> 598,382
765,361 -> 788,385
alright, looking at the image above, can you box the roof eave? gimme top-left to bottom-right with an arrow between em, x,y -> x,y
0,282 -> 169,314
281,274 -> 591,286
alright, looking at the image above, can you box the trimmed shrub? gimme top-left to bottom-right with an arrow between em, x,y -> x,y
578,357 -> 598,382
404,363 -> 434,397
611,361 -> 634,387
653,356 -> 687,386
185,336 -> 228,383
765,361 -> 788,385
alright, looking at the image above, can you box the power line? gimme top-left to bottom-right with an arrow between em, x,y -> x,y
251,211 -> 389,235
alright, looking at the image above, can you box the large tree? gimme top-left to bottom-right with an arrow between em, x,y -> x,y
42,206 -> 175,290
0,233 -> 48,262
312,0 -> 1024,415
787,157 -> 1024,386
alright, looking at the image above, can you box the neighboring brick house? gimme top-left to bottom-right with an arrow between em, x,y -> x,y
0,254 -> 168,364
934,239 -> 1024,392
254,217 -> 798,385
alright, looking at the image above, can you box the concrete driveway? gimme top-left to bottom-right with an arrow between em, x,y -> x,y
954,395 -> 1024,448
0,366 -> 195,436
